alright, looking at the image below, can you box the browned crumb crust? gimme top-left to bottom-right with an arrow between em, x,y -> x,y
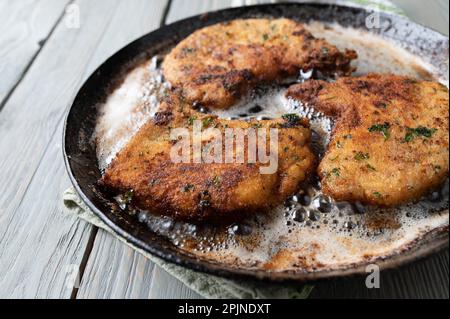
286,74 -> 449,206
101,93 -> 315,222
163,18 -> 357,109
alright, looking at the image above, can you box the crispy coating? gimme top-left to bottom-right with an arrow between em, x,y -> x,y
286,74 -> 449,206
101,93 -> 315,221
163,18 -> 357,109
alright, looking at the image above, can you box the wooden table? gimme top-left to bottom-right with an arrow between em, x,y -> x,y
0,0 -> 448,299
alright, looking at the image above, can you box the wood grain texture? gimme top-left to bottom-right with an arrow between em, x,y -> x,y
0,0 -> 69,106
76,230 -> 157,299
0,122 -> 93,298
69,0 -> 170,299
0,0 -> 165,298
166,0 -> 235,24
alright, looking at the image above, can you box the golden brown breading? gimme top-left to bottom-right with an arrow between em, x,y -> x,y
286,74 -> 449,206
101,93 -> 315,222
163,18 -> 357,109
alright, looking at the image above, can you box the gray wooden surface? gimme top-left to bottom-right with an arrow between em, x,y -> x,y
0,0 -> 448,299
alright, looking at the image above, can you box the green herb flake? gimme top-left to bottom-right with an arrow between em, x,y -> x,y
202,117 -> 214,128
187,116 -> 197,125
181,184 -> 195,193
262,33 -> 269,41
181,47 -> 196,55
354,152 -> 370,161
282,113 -> 300,123
122,190 -> 134,204
404,126 -> 437,142
368,122 -> 391,140
366,164 -> 376,172
373,192 -> 382,198
331,167 -> 341,177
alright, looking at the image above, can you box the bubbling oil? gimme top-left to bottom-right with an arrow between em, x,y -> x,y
96,23 -> 449,272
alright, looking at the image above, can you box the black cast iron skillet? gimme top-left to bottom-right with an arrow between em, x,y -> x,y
63,2 -> 449,283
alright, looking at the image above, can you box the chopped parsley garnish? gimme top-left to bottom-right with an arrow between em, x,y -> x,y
282,113 -> 300,123
368,122 -> 391,140
331,167 -> 341,177
262,33 -> 269,41
181,47 -> 195,54
187,116 -> 197,125
366,164 -> 376,171
373,192 -> 382,198
404,126 -> 437,142
122,190 -> 134,204
202,117 -> 214,128
354,152 -> 370,161
181,184 -> 195,193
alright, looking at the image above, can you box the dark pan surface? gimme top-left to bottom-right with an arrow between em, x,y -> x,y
63,3 -> 449,283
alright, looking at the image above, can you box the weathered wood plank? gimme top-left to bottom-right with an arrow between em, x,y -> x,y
0,0 -> 165,298
0,122 -> 93,298
166,0 -> 235,24
0,0 -> 69,107
76,230 -> 156,299
59,0 -> 171,298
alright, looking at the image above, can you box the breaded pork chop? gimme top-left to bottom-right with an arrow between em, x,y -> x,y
163,18 -> 357,109
101,93 -> 315,222
286,74 -> 449,206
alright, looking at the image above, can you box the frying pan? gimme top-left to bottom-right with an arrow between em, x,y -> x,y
63,2 -> 449,283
